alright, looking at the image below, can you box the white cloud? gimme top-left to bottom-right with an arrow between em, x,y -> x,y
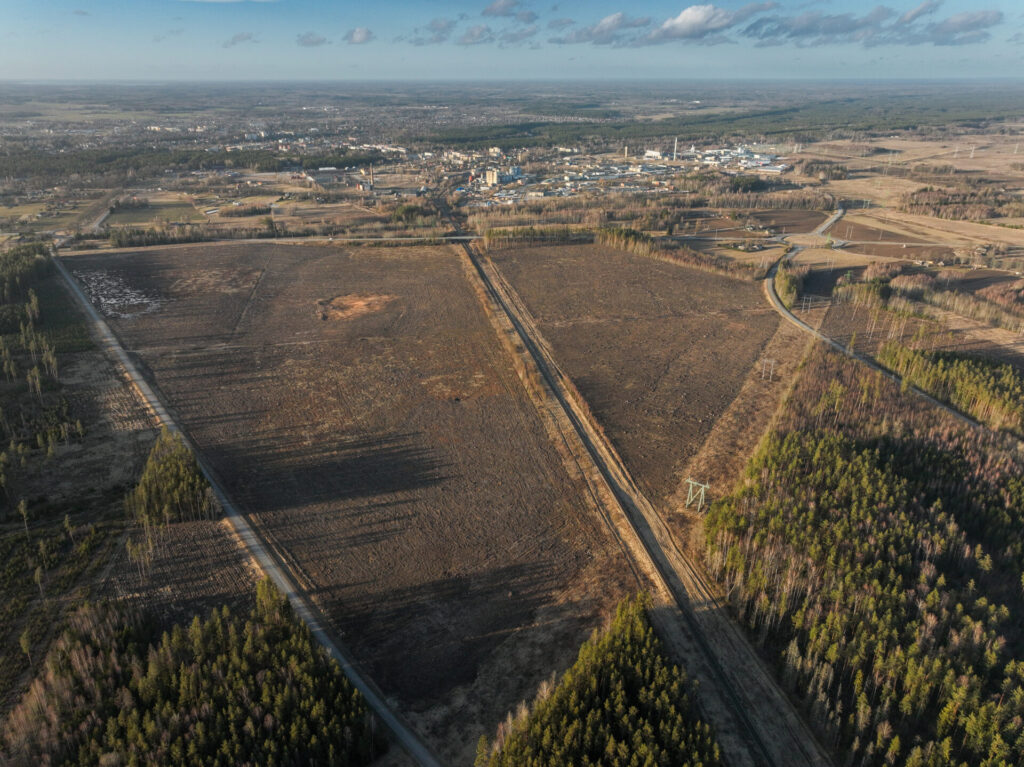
648,3 -> 775,42
344,27 -> 374,44
550,12 -> 650,45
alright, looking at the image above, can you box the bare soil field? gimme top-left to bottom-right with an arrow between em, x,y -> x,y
64,242 -> 633,763
842,242 -> 955,261
828,215 -> 929,244
488,244 -> 780,511
823,176 -> 925,208
746,209 -> 828,234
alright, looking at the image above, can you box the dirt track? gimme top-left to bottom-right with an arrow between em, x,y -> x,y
467,242 -> 833,767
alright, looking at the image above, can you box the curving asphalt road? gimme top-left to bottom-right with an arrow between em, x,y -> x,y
53,251 -> 443,767
764,228 -> 981,431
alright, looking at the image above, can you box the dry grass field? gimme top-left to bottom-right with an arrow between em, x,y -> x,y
746,209 -> 828,234
489,244 -> 780,510
63,242 -> 634,763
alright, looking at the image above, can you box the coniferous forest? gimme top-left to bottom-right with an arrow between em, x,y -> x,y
1,579 -> 382,767
482,595 -> 723,767
705,346 -> 1024,766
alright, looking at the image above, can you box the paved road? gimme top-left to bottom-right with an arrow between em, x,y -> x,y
52,251 -> 443,767
764,251 -> 981,431
815,207 -> 845,235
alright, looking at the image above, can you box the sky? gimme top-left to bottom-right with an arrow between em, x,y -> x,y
1,0 -> 1022,81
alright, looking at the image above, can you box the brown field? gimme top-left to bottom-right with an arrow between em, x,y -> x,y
856,209 -> 1024,251
488,244 -> 780,510
828,215 -> 928,244
63,242 -> 633,763
842,242 -> 956,261
746,209 -> 828,233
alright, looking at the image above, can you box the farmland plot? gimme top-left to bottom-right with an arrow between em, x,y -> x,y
64,242 -> 633,763
488,245 -> 780,510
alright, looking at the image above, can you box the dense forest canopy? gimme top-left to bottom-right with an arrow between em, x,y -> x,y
2,579 -> 383,767
483,595 -> 723,767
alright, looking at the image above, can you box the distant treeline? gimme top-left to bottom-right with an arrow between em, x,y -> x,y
799,160 -> 850,180
0,147 -> 381,181
596,226 -> 765,281
108,196 -> 149,213
482,226 -> 591,249
109,226 -> 206,248
422,90 -> 1024,149
898,186 -> 1024,221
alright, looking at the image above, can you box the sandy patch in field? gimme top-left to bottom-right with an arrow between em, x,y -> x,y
316,293 -> 394,321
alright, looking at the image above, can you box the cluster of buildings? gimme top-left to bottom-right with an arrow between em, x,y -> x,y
685,145 -> 789,174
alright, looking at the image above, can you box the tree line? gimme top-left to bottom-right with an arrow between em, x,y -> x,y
124,427 -> 217,575
705,346 -> 1024,766
2,578 -> 383,766
596,226 -> 764,281
480,595 -> 723,767
774,260 -> 809,308
898,186 -> 1024,221
877,341 -> 1024,436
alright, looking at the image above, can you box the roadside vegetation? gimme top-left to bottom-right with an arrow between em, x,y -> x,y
480,595 -> 723,767
2,578 -> 383,766
705,347 -> 1024,767
773,260 -> 809,309
124,427 -> 218,576
595,226 -> 765,280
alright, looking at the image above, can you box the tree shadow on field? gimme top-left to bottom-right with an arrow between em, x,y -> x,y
205,430 -> 450,512
324,559 -> 577,703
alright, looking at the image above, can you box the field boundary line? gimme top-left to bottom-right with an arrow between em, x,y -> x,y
52,251 -> 444,767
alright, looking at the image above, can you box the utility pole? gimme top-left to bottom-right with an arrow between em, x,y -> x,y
684,479 -> 710,513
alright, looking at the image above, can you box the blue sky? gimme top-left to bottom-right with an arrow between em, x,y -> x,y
1,0 -> 1021,80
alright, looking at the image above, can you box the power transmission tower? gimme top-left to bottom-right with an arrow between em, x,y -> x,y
685,479 -> 710,513
761,357 -> 777,381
